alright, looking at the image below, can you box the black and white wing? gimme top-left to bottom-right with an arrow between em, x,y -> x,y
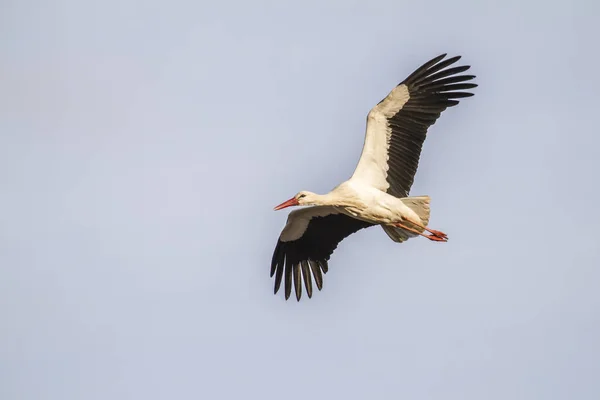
270,206 -> 374,301
351,54 -> 477,198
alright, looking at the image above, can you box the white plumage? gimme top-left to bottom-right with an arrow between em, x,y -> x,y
271,53 -> 477,301
352,84 -> 410,190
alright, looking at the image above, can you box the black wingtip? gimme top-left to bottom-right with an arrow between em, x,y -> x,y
273,265 -> 283,295
320,260 -> 329,274
443,55 -> 462,65
401,54 -> 446,85
309,261 -> 323,291
403,53 -> 476,89
293,264 -> 302,301
284,259 -> 292,300
301,261 -> 313,299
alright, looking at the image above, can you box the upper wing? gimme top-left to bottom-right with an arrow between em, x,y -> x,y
270,206 -> 374,301
351,54 -> 477,198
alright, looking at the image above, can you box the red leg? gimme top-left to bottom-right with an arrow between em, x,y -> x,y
394,222 -> 448,242
399,219 -> 448,239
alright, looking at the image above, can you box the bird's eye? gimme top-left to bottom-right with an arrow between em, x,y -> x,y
298,194 -> 306,199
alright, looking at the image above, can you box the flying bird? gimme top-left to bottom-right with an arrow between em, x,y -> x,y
270,53 -> 477,301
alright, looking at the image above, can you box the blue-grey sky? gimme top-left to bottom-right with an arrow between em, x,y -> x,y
2,1 -> 599,399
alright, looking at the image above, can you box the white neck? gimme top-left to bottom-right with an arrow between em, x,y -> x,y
306,189 -> 356,208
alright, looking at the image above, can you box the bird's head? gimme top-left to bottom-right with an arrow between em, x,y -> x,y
273,191 -> 318,210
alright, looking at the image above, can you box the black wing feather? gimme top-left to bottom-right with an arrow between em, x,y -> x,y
271,213 -> 373,301
309,260 -> 323,291
384,54 -> 477,198
301,261 -> 313,298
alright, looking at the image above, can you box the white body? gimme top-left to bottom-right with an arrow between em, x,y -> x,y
280,180 -> 430,243
328,180 -> 422,224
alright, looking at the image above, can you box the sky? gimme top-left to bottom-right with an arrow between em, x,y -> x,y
1,0 -> 599,399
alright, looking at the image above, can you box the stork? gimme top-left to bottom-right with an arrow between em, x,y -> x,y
270,53 -> 477,301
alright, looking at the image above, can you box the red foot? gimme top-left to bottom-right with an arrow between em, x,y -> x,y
426,233 -> 448,242
428,229 -> 448,239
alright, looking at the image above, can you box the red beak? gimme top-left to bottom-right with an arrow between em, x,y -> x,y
274,197 -> 299,211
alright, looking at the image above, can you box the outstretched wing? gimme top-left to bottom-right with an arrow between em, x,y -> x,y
271,206 -> 374,301
351,54 -> 477,198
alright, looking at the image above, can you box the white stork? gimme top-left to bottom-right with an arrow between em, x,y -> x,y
271,53 -> 477,301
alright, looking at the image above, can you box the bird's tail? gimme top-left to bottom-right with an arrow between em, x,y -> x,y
401,195 -> 431,227
381,195 -> 431,243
